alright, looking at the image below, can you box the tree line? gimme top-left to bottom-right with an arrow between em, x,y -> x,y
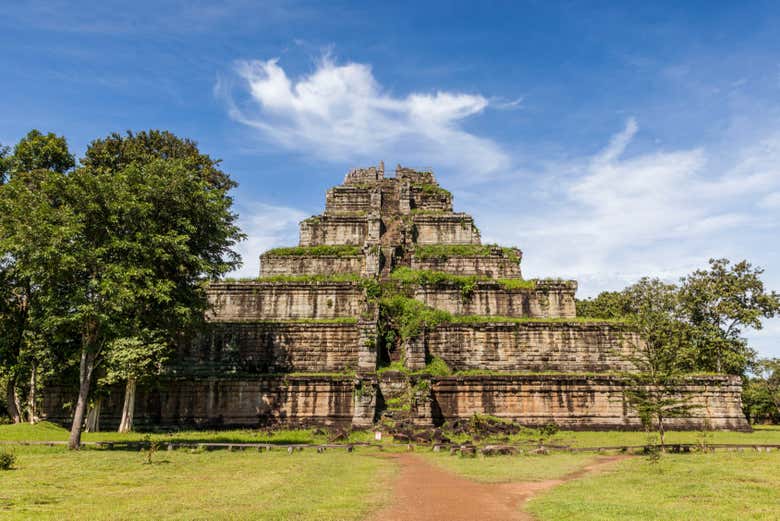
576,264 -> 780,431
0,130 -> 244,449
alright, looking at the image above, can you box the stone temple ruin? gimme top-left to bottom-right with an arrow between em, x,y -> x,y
45,163 -> 749,430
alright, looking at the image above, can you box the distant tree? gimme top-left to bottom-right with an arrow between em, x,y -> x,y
679,259 -> 780,375
101,333 -> 169,433
576,290 -> 633,320
620,278 -> 699,448
10,130 -> 75,175
742,358 -> 780,424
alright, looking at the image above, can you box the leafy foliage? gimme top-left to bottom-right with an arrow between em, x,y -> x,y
9,130 -> 75,175
679,258 -> 780,375
742,358 -> 780,424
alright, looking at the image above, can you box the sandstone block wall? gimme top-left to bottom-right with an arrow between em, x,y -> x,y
259,254 -> 364,277
413,214 -> 481,244
411,254 -> 521,279
412,281 -> 576,318
299,216 -> 368,246
43,377 -> 356,429
421,322 -> 638,372
325,186 -> 372,215
431,375 -> 750,431
207,282 -> 363,320
410,186 -> 452,212
177,322 -> 360,374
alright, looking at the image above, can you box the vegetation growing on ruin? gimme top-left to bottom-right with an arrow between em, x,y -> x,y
264,245 -> 362,257
389,267 -> 539,292
414,244 -> 521,263
231,318 -> 359,325
223,273 -> 361,283
448,315 -> 628,325
412,183 -> 452,198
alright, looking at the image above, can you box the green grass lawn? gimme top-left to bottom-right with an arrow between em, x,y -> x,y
527,451 -> 780,521
2,422 -> 779,448
0,421 -> 377,445
420,451 -> 598,483
0,444 -> 392,521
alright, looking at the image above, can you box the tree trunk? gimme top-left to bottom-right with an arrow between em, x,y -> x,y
5,377 -> 22,424
27,362 -> 37,424
85,396 -> 101,432
658,413 -> 666,450
68,349 -> 96,450
118,378 -> 137,433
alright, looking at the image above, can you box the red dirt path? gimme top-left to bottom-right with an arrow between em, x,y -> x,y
367,453 -> 626,521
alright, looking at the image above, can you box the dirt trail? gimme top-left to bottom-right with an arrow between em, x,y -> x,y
367,453 -> 626,521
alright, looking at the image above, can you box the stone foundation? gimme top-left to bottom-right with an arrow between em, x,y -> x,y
431,374 -> 750,431
43,376 -> 357,429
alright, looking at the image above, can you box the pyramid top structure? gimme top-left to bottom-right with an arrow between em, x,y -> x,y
260,163 -> 523,279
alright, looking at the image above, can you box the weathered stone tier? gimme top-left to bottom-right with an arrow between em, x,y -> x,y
44,376 -> 358,429
412,213 -> 481,245
428,374 -> 750,431
260,253 -> 364,277
411,249 -> 521,278
207,282 -> 363,321
412,280 -> 576,318
299,215 -> 369,246
405,321 -> 637,372
176,321 -> 361,374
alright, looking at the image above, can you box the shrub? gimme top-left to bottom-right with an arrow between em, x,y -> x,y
0,450 -> 16,470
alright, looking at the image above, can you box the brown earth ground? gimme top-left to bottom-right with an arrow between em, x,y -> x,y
368,453 -> 628,521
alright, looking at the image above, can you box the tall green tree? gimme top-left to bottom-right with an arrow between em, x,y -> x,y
679,258 -> 780,375
0,169 -> 76,424
0,131 -> 77,424
51,131 -> 243,447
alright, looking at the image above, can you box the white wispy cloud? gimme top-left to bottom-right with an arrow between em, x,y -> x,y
231,202 -> 306,278
217,56 -> 509,178
479,120 -> 780,294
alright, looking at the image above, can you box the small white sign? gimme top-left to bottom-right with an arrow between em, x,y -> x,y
374,431 -> 382,441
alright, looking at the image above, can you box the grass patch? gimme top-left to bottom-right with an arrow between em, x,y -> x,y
0,445 -> 392,521
413,244 -> 520,263
412,183 -> 452,198
447,315 -> 628,325
388,267 -> 541,292
223,317 -> 358,325
421,451 -> 598,483
223,273 -> 361,283
528,452 -> 780,520
263,245 -> 362,257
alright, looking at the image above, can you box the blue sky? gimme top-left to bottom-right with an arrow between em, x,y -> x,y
1,1 -> 779,357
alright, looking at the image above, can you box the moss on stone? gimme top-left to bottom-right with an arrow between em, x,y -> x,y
264,245 -> 362,257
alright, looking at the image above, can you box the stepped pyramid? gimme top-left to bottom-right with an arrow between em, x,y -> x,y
43,164 -> 749,430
